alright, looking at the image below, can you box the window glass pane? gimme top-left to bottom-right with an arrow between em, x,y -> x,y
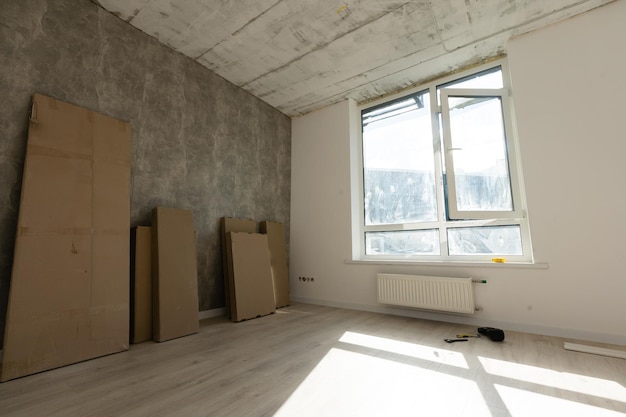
443,67 -> 503,89
437,68 -> 502,105
366,230 -> 440,255
362,92 -> 437,225
448,225 -> 522,255
448,96 -> 513,212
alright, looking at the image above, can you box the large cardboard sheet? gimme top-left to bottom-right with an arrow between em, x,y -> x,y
260,221 -> 290,308
226,232 -> 275,322
1,94 -> 131,382
220,217 -> 256,319
152,207 -> 199,342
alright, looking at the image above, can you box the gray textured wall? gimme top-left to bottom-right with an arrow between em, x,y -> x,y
0,0 -> 291,347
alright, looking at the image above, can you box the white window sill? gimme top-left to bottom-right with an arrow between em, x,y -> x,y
345,259 -> 549,269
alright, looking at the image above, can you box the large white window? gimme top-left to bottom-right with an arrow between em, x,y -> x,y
358,61 -> 533,262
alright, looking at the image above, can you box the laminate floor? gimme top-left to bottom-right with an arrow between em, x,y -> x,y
1,303 -> 625,416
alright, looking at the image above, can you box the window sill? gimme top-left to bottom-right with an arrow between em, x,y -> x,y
344,259 -> 549,269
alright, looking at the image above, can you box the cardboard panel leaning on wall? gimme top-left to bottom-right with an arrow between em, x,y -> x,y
130,226 -> 152,344
1,93 -> 131,382
220,218 -> 257,319
226,232 -> 276,322
260,221 -> 290,308
152,207 -> 199,342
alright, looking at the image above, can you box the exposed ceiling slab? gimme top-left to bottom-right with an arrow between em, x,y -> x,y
94,0 -> 616,116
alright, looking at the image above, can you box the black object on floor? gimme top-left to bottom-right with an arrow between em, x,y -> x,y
478,327 -> 505,342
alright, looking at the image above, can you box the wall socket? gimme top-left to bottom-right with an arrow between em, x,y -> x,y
298,276 -> 315,282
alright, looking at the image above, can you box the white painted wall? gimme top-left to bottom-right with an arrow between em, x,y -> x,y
290,0 -> 626,345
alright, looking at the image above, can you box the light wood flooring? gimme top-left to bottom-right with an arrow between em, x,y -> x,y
1,303 -> 625,417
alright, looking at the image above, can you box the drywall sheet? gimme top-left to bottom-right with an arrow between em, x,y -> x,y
226,232 -> 275,322
260,221 -> 290,308
1,93 -> 131,382
152,207 -> 199,342
130,226 -> 152,344
220,217 -> 256,319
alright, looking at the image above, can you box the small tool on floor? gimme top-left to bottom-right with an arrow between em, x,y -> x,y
444,338 -> 469,343
456,333 -> 481,338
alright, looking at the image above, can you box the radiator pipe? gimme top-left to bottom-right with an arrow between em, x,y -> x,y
472,279 -> 487,284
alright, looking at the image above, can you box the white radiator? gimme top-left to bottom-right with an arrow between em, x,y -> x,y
377,274 -> 475,314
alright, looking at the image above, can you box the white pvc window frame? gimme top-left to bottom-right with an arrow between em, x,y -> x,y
355,59 -> 534,263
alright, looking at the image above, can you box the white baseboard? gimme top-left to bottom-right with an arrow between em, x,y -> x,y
290,296 -> 626,347
199,307 -> 226,320
564,342 -> 626,359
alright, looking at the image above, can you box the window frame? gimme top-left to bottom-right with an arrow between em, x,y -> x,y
355,59 -> 534,263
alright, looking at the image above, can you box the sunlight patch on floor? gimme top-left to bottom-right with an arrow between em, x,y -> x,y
273,347 -> 489,417
479,356 -> 626,402
339,331 -> 469,369
273,330 -> 626,417
495,384 -> 626,417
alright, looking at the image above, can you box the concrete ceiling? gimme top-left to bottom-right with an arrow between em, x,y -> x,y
94,0 -> 615,116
